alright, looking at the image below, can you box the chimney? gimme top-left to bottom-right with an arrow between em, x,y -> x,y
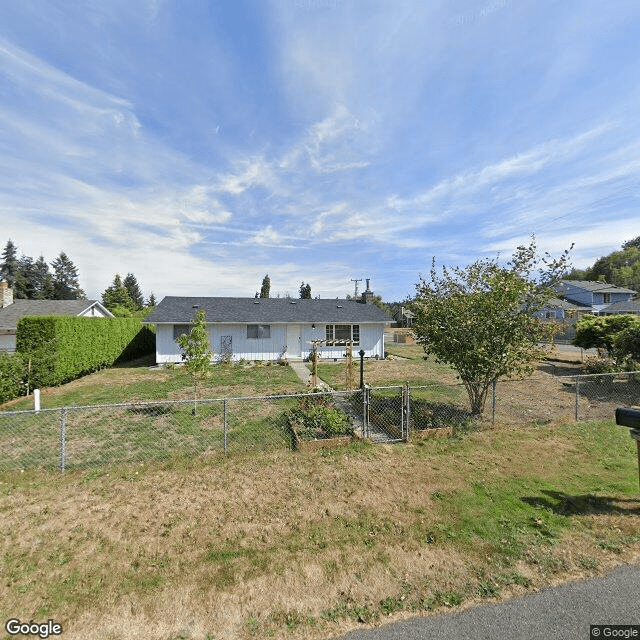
0,281 -> 13,308
361,278 -> 374,304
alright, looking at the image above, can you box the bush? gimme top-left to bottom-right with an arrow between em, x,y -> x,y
16,316 -> 156,388
0,351 -> 26,403
287,399 -> 353,439
583,356 -> 618,375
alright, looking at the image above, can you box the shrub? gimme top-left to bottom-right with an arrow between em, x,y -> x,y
0,351 -> 26,403
287,400 -> 353,438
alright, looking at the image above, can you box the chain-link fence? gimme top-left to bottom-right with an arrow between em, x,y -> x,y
2,373 -> 638,472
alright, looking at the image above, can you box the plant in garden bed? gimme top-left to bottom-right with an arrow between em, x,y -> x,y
287,396 -> 354,440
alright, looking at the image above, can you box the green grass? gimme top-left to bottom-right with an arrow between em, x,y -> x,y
4,356 -> 306,412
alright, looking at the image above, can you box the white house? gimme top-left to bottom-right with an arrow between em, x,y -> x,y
144,293 -> 393,364
0,281 -> 113,352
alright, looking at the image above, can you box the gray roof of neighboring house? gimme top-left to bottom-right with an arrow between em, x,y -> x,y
543,298 -> 588,311
144,297 -> 393,325
0,300 -> 111,331
601,299 -> 640,314
558,280 -> 637,295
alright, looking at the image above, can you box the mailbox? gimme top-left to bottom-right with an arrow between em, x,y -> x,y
615,407 -> 640,430
615,406 -> 640,488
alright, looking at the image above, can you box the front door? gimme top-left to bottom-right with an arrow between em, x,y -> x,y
286,324 -> 302,359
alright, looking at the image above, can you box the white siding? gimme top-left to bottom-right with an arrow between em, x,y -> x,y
0,332 -> 16,351
154,322 -> 386,363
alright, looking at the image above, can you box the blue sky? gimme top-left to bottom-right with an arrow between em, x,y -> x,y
1,0 -> 639,302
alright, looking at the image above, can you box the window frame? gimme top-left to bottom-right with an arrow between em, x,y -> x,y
325,324 -> 360,346
173,324 -> 191,342
247,324 -> 271,339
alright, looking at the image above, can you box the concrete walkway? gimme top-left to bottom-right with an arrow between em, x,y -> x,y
288,360 -> 332,390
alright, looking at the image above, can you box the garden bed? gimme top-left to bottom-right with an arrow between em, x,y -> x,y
286,396 -> 355,452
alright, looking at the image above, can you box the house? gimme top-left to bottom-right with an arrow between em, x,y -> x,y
144,288 -> 393,364
555,280 -> 636,315
533,297 -> 590,321
0,281 -> 113,352
393,305 -> 415,328
597,298 -> 640,316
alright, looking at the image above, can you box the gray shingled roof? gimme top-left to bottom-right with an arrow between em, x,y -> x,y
544,297 -> 589,311
0,300 -> 108,331
601,299 -> 640,314
559,280 -> 637,295
144,297 -> 393,324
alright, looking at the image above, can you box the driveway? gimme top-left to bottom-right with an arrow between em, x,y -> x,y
335,564 -> 640,640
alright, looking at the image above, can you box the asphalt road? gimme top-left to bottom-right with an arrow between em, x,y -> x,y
336,564 -> 640,640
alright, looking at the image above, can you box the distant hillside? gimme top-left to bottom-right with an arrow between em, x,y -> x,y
567,236 -> 640,291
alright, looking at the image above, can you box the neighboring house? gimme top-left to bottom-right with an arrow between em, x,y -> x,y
533,297 -> 590,320
393,305 -> 415,328
555,280 -> 636,315
144,293 -> 393,364
0,281 -> 113,352
597,298 -> 640,315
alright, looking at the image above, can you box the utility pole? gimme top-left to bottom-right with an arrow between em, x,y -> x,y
350,278 -> 363,299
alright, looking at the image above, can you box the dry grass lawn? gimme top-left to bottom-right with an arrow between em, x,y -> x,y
2,419 -> 639,640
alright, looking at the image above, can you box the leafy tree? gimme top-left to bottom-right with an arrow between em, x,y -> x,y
123,273 -> 144,310
51,251 -> 84,299
566,237 -> 640,290
573,315 -> 638,353
102,274 -> 134,313
176,309 -> 212,413
614,323 -> 640,365
260,274 -> 271,298
0,240 -> 19,287
573,314 -> 640,368
412,238 -> 572,415
299,282 -> 312,299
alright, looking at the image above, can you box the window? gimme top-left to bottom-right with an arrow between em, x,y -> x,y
247,324 -> 271,339
173,324 -> 190,341
603,293 -> 611,303
325,324 -> 360,345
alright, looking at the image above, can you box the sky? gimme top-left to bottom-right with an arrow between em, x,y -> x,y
1,0 -> 640,303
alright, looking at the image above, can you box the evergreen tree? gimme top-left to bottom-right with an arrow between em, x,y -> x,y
299,282 -> 312,299
123,273 -> 144,310
51,251 -> 84,299
102,274 -> 133,312
147,292 -> 157,307
32,256 -> 54,299
0,240 -> 19,287
260,274 -> 271,298
14,256 -> 37,299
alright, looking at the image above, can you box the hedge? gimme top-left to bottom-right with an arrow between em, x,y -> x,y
16,316 -> 155,388
0,351 -> 25,403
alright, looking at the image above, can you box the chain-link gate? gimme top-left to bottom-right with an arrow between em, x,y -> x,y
362,385 -> 409,443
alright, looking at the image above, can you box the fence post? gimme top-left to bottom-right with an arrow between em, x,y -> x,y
403,382 -> 411,441
575,377 -> 580,421
363,385 -> 369,439
492,380 -> 497,424
59,408 -> 67,472
223,399 -> 228,456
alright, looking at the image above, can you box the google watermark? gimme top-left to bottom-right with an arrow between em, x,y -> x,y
5,619 -> 62,638
591,626 -> 640,638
